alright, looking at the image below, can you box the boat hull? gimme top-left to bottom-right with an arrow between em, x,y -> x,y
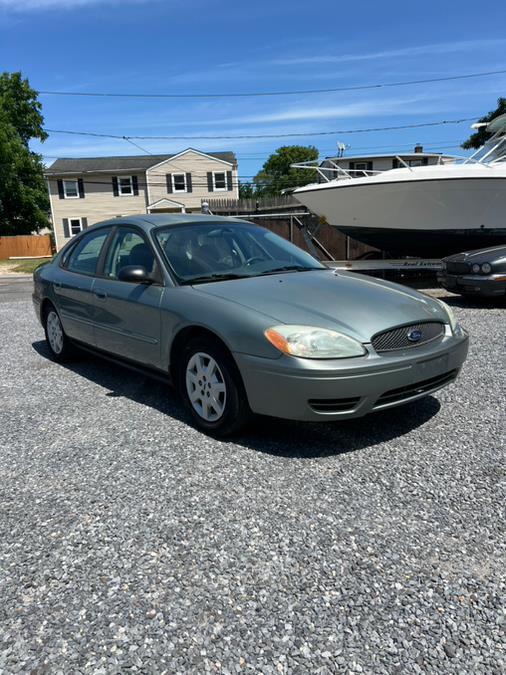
294,175 -> 506,257
335,226 -> 506,257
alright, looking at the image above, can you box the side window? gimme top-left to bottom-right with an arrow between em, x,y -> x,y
103,228 -> 157,280
66,229 -> 110,276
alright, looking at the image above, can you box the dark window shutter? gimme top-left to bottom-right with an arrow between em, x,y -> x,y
132,175 -> 139,195
207,172 -> 214,192
166,174 -> 172,193
392,158 -> 399,169
57,180 -> 65,199
62,218 -> 70,238
82,217 -> 88,229
112,176 -> 119,196
226,171 -> 233,191
186,172 -> 192,193
367,162 -> 373,172
78,178 -> 85,198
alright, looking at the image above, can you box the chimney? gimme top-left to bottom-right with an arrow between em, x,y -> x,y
414,143 -> 423,153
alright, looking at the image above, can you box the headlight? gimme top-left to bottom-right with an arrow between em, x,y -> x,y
435,299 -> 463,336
264,325 -> 366,359
481,262 -> 492,274
472,263 -> 480,274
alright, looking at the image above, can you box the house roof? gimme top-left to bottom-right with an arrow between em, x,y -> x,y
321,152 -> 454,163
45,149 -> 237,175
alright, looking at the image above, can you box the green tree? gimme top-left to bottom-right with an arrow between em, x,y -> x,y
238,180 -> 255,198
461,97 -> 506,149
0,72 -> 49,235
253,145 -> 319,196
0,72 -> 47,145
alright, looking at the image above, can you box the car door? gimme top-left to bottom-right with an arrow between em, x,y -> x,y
92,226 -> 164,368
53,227 -> 112,346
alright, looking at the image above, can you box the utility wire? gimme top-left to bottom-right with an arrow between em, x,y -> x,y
39,139 -> 466,161
121,136 -> 155,155
43,117 -> 478,141
37,69 -> 506,99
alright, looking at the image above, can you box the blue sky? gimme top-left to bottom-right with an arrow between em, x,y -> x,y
1,0 -> 505,179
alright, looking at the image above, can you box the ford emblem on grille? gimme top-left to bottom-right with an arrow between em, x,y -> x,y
407,328 -> 423,343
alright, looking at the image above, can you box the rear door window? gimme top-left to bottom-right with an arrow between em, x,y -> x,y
66,229 -> 110,276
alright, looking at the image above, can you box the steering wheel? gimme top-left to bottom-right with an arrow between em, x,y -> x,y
245,256 -> 264,266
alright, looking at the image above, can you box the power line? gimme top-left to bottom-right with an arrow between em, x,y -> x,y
43,117 -> 477,141
37,69 -> 506,100
40,139 -> 466,161
121,136 -> 155,155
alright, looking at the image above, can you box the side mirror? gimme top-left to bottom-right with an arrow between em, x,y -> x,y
117,265 -> 152,284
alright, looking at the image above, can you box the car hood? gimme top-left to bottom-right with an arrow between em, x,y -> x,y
193,270 -> 447,342
444,245 -> 506,265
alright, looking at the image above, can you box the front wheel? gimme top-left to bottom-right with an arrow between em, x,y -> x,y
179,337 -> 252,437
44,305 -> 76,362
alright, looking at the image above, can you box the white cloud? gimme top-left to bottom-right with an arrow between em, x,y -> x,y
197,96 -> 441,126
271,39 -> 506,66
0,0 -> 153,10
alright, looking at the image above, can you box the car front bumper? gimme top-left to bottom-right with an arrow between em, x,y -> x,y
234,332 -> 469,422
438,272 -> 506,297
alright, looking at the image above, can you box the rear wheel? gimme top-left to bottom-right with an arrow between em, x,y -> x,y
44,304 -> 76,362
179,337 -> 252,437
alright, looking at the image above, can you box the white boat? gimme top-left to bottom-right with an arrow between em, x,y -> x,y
292,115 -> 506,257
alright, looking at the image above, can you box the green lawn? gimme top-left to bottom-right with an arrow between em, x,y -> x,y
0,258 -> 52,274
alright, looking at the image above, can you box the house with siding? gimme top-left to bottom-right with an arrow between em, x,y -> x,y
45,148 -> 238,250
318,145 -> 454,180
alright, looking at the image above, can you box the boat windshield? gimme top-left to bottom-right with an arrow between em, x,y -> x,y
466,113 -> 506,165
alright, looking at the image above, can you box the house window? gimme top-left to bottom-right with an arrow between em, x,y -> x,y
63,180 -> 79,198
172,174 -> 187,192
213,171 -> 227,191
70,218 -> 83,235
349,161 -> 373,173
118,176 -> 133,195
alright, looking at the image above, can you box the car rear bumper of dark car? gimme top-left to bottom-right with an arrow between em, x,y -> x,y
438,272 -> 506,297
235,333 -> 469,422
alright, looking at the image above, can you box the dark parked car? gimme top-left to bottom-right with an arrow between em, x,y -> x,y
438,246 -> 506,298
33,214 -> 468,436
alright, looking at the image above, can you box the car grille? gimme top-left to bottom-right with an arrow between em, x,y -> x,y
308,396 -> 361,413
374,369 -> 459,408
445,261 -> 469,274
372,322 -> 444,353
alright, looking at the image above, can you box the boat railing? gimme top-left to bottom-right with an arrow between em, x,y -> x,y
291,160 -> 383,183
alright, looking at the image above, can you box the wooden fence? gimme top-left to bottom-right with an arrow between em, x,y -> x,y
0,235 -> 53,260
205,198 -> 378,260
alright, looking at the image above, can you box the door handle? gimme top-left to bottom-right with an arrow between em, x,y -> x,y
94,289 -> 107,299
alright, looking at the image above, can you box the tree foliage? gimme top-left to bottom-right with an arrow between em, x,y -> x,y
0,72 -> 49,235
252,145 -> 319,196
461,97 -> 506,149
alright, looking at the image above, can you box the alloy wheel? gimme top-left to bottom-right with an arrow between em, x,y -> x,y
47,310 -> 64,355
185,351 -> 227,422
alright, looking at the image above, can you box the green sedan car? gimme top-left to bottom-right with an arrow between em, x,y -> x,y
33,214 -> 469,436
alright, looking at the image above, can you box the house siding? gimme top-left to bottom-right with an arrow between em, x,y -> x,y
146,150 -> 238,211
47,150 -> 239,250
49,173 -> 147,249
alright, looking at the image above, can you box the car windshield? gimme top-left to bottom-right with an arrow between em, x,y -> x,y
154,221 -> 325,284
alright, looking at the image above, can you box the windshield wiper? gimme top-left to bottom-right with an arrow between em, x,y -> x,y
182,272 -> 250,285
259,265 -> 324,276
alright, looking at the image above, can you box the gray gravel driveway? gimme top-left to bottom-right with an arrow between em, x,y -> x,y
0,279 -> 504,673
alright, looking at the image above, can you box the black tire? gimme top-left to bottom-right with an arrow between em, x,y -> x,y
43,303 -> 77,363
178,336 -> 252,437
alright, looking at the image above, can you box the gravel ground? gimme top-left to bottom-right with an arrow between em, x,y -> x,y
0,280 -> 504,674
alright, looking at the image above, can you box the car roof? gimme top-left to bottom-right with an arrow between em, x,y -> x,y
90,213 -> 253,232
